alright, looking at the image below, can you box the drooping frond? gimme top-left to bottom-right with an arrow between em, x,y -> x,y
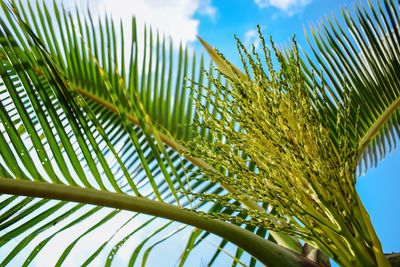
0,1 -> 305,266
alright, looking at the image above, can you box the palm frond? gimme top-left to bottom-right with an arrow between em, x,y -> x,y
302,0 -> 400,173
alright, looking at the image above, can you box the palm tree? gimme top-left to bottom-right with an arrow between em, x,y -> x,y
0,0 -> 398,266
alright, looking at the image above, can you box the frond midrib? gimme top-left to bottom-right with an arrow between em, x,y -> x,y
358,94 -> 400,152
0,178 -> 313,267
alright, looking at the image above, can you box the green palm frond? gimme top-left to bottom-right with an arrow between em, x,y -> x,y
0,1 -> 209,264
302,0 -> 400,173
0,1 -> 311,266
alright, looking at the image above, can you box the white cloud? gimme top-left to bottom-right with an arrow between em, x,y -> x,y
254,0 -> 311,15
90,0 -> 217,44
60,0 -> 217,74
198,0 -> 218,22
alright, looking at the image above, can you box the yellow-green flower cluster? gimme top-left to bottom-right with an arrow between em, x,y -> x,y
186,29 -> 381,266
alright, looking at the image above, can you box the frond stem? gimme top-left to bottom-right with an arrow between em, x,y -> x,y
0,178 -> 316,267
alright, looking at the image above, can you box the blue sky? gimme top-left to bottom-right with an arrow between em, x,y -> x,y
194,0 -> 351,64
68,0 -> 399,264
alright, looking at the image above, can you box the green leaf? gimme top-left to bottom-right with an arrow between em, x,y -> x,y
0,1 -> 306,265
302,0 -> 400,173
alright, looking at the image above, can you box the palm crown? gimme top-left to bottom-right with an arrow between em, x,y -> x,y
0,0 -> 399,266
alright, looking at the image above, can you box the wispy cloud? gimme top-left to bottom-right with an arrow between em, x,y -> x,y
198,0 -> 218,22
254,0 -> 311,16
244,28 -> 261,49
